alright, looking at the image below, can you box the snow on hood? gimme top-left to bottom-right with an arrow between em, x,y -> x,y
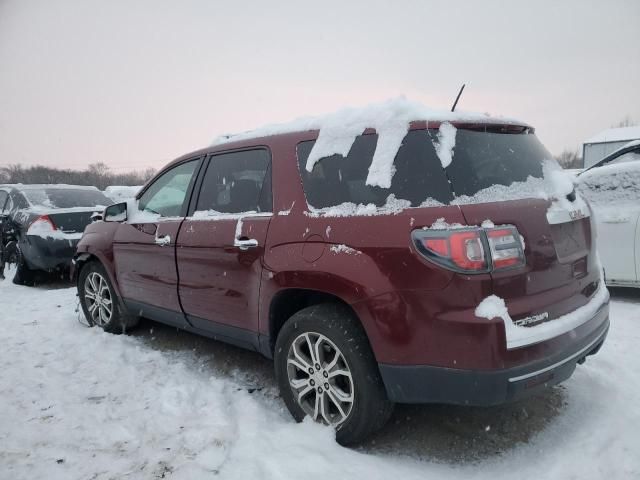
212,97 -> 526,189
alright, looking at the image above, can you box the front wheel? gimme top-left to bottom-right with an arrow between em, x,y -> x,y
78,261 -> 138,333
274,303 -> 393,445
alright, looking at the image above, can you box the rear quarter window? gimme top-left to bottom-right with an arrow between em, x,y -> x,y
296,130 -> 453,209
443,129 -> 548,198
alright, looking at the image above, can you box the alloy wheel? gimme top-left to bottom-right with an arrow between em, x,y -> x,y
286,332 -> 354,426
84,272 -> 113,327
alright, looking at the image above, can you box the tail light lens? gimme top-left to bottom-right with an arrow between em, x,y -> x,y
486,227 -> 524,269
27,215 -> 58,235
413,224 -> 525,273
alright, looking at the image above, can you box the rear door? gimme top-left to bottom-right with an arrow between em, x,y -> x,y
113,158 -> 201,322
176,149 -> 272,340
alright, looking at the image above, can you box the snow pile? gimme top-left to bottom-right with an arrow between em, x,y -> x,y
307,194 -> 411,217
452,161 -> 577,208
330,244 -> 361,255
481,219 -> 495,229
104,186 -> 143,203
433,122 -> 457,168
125,198 -> 161,223
584,126 -> 640,144
427,217 -> 466,230
475,295 -> 509,320
191,209 -> 272,221
213,97 -> 524,190
578,161 -> 640,205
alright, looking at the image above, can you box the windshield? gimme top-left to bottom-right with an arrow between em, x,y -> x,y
22,188 -> 112,209
297,128 -> 554,209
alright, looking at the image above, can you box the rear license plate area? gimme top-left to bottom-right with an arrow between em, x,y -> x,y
550,219 -> 589,263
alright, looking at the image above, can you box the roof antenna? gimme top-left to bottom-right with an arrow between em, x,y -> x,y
451,84 -> 466,112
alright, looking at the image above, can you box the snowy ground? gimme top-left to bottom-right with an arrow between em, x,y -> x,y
1,266 -> 638,480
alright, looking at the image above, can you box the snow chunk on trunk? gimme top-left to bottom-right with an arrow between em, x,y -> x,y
433,122 -> 457,168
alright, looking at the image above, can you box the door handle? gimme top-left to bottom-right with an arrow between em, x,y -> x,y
234,238 -> 258,250
155,234 -> 171,246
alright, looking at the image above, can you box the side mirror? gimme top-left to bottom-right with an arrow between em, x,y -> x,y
104,202 -> 127,222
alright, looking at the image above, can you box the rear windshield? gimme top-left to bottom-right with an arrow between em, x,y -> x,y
22,189 -> 112,209
445,129 -> 549,197
297,128 -> 552,208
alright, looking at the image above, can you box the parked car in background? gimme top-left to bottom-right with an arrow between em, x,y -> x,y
0,184 -> 111,285
73,102 -> 609,444
577,140 -> 640,287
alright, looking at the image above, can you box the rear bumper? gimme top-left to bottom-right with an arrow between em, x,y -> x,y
21,236 -> 80,271
379,302 -> 609,405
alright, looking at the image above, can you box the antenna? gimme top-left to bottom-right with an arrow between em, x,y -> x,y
451,84 -> 466,112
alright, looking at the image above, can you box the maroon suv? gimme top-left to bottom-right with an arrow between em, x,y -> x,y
74,112 -> 609,445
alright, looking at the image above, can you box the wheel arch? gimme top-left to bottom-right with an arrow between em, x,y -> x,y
73,251 -> 123,300
267,288 -> 370,357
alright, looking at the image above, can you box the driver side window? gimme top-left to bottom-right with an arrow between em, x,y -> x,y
138,160 -> 199,217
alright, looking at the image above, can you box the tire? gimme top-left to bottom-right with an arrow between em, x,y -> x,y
274,303 -> 393,445
78,261 -> 139,334
12,246 -> 36,286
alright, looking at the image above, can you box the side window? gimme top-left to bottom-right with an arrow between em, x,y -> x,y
297,131 -> 453,209
195,149 -> 271,214
138,160 -> 199,217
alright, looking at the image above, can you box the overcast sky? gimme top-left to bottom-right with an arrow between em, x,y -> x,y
1,0 -> 639,172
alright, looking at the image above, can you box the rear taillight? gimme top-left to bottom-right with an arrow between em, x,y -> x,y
413,224 -> 525,273
486,227 -> 523,269
27,215 -> 58,235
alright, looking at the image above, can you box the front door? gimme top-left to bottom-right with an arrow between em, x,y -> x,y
113,158 -> 201,323
176,149 -> 272,341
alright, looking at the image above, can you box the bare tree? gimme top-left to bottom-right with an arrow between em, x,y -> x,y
612,116 -> 636,128
0,164 -> 154,188
555,149 -> 582,169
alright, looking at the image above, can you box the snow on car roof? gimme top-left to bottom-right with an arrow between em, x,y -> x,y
585,126 -> 640,144
212,97 -> 528,189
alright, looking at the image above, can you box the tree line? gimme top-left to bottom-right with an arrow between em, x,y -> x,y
0,162 -> 155,190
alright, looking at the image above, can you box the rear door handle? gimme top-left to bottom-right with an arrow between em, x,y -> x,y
155,234 -> 171,246
234,238 -> 258,250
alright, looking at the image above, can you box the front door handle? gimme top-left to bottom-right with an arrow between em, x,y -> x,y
155,234 -> 171,246
234,238 -> 258,250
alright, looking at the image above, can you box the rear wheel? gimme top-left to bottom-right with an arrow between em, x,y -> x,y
274,303 -> 393,445
78,261 -> 138,333
12,246 -> 36,286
